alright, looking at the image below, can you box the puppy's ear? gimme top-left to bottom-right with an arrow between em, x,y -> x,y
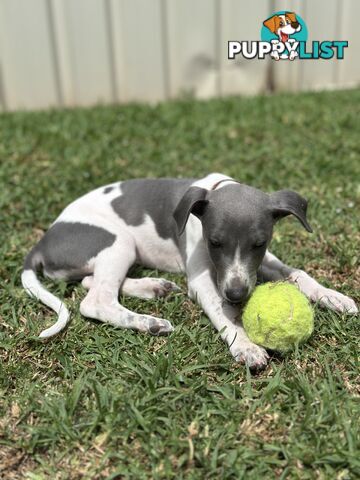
173,187 -> 208,235
263,15 -> 277,33
286,12 -> 297,23
270,190 -> 313,232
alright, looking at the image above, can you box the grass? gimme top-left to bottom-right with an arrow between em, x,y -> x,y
0,89 -> 359,479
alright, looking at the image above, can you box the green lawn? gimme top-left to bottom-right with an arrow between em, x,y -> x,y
0,89 -> 359,479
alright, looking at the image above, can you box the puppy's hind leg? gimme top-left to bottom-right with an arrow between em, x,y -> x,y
80,237 -> 174,335
83,275 -> 180,299
121,277 -> 180,299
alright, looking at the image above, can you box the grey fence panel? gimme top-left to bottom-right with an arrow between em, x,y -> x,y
220,0 -> 270,95
0,0 -> 59,110
108,0 -> 167,103
165,0 -> 219,99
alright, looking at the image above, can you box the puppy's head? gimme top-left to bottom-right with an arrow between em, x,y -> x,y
174,184 -> 312,304
263,12 -> 301,41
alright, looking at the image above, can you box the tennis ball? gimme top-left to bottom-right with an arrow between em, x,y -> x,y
243,282 -> 314,352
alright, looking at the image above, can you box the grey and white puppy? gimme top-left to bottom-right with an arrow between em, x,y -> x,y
22,173 -> 357,369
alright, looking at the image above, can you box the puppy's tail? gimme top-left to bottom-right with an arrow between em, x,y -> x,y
21,251 -> 70,338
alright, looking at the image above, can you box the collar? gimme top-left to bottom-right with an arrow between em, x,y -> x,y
211,178 -> 240,190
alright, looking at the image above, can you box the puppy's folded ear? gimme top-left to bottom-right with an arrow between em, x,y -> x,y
270,190 -> 313,232
263,16 -> 277,33
173,187 -> 208,235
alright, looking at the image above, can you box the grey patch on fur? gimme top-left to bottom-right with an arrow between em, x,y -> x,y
24,222 -> 116,279
111,178 -> 194,243
103,186 -> 114,194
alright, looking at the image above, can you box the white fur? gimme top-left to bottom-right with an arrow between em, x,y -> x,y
21,270 -> 70,337
222,245 -> 256,297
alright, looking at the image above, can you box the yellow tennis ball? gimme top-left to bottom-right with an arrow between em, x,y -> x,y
243,282 -> 314,352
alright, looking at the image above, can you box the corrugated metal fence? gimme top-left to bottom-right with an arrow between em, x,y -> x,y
0,0 -> 359,111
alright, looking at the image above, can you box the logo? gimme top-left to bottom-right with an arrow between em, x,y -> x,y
261,11 -> 307,60
228,11 -> 348,61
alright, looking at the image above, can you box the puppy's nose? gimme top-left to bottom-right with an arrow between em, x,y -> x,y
291,21 -> 299,28
225,286 -> 249,304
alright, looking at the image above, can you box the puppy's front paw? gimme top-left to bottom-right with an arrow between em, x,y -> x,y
317,288 -> 358,314
288,271 -> 358,315
231,342 -> 269,370
123,277 -> 180,300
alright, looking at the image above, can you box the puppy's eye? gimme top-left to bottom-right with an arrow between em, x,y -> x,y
253,241 -> 266,249
210,239 -> 222,248
279,21 -> 284,26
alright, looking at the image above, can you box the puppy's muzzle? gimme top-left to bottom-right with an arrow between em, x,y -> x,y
225,285 -> 249,304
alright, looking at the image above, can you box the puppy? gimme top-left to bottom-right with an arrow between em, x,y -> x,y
22,174 -> 358,370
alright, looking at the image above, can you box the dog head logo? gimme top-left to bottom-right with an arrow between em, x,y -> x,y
263,12 -> 301,43
262,11 -> 307,60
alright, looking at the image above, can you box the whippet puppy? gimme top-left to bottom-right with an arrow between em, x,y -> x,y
22,173 -> 358,369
